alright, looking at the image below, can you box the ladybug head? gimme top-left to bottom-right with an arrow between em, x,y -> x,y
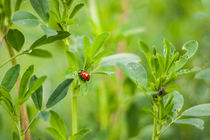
79,70 -> 83,73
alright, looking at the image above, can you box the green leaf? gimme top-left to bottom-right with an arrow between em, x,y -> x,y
0,87 -> 12,101
182,40 -> 198,59
18,65 -> 34,98
30,31 -> 70,49
90,32 -> 110,57
15,0 -> 23,11
91,71 -> 114,75
46,79 -> 73,108
182,103 -> 210,116
142,106 -> 154,117
18,76 -> 47,104
6,29 -> 25,52
92,50 -> 111,61
117,62 -> 147,88
46,127 -> 64,140
12,11 -> 40,27
177,67 -> 201,76
65,51 -> 79,72
40,24 -> 57,37
69,128 -> 91,140
139,41 -> 151,55
163,40 -> 171,71
0,88 -> 14,114
3,0 -> 11,18
51,0 -> 61,18
79,81 -> 89,96
83,36 -> 91,60
175,118 -> 204,130
166,52 -> 179,72
30,0 -> 49,22
1,64 -> 20,92
165,91 -> 184,117
99,53 -> 141,67
39,111 -> 50,121
195,68 -> 210,80
28,49 -> 52,58
12,132 -> 20,140
122,27 -> 145,37
49,110 -> 66,139
30,75 -> 43,110
157,54 -> 165,73
69,3 -> 84,18
173,56 -> 188,71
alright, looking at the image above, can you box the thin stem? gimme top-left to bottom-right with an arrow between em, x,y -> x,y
152,103 -> 158,140
0,52 -> 23,69
72,95 -> 78,135
17,120 -> 24,140
5,37 -> 17,65
24,112 -> 40,134
157,99 -> 163,134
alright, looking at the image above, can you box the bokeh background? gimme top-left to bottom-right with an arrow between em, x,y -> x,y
0,0 -> 210,139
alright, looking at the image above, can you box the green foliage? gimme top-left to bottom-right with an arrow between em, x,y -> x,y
48,111 -> 66,140
28,49 -> 52,58
182,104 -> 210,117
91,71 -> 114,75
18,76 -> 47,105
12,132 -> 19,140
1,64 -> 20,92
70,3 -> 84,18
6,29 -> 25,52
175,118 -> 204,130
46,79 -> 73,108
46,111 -> 91,140
117,62 -> 147,88
90,32 -> 109,57
40,24 -> 57,37
18,65 -> 34,98
3,0 -> 11,19
30,0 -> 49,22
0,65 -> 48,139
14,0 -> 23,11
195,68 -> 210,80
12,11 -> 40,27
30,75 -> 43,110
99,53 -> 141,67
69,128 -> 91,140
30,31 -> 70,49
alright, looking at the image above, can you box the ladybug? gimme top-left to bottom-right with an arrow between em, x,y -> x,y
79,70 -> 90,81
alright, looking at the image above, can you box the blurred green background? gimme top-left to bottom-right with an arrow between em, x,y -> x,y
1,0 -> 210,139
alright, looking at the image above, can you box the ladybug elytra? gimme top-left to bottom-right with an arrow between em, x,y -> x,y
79,70 -> 90,81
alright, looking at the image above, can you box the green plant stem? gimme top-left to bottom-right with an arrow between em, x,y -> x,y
157,99 -> 163,134
23,112 -> 40,134
152,103 -> 159,140
72,95 -> 78,135
17,120 -> 24,140
0,52 -> 23,69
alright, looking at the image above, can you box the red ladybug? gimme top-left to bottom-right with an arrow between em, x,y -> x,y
79,70 -> 90,81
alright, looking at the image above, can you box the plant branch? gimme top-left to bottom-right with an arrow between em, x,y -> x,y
152,103 -> 158,140
24,112 -> 40,134
0,52 -> 23,69
72,94 -> 78,135
4,34 -> 31,140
